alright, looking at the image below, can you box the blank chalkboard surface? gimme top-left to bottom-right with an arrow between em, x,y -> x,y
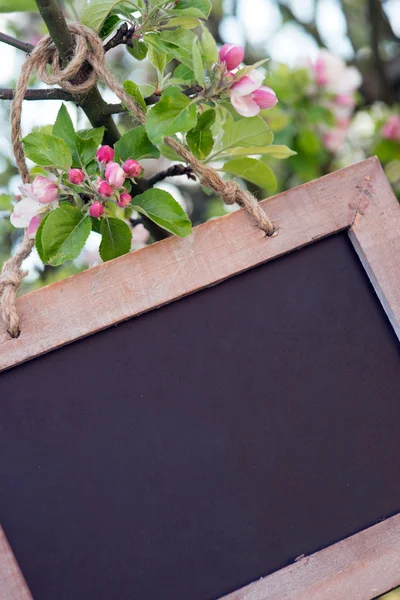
1,158 -> 400,600
1,231 -> 400,600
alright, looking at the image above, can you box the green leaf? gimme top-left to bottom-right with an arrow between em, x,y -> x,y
100,14 -> 120,38
186,110 -> 215,160
201,27 -> 218,68
41,205 -> 92,266
220,116 -> 274,153
146,88 -> 198,144
0,0 -> 37,11
166,16 -> 200,29
171,0 -> 211,18
220,144 -> 296,159
99,217 -> 132,261
172,64 -> 195,84
123,80 -> 147,113
81,0 -> 123,32
23,132 -> 72,169
35,214 -> 49,263
75,135 -> 99,166
192,38 -> 205,87
53,104 -> 76,150
127,40 -> 148,61
114,126 -> 160,161
147,44 -> 169,73
77,127 -> 105,147
132,188 -> 192,237
158,142 -> 183,162
221,158 -> 277,192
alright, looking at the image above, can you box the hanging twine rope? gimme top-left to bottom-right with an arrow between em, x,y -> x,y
1,23 -> 274,338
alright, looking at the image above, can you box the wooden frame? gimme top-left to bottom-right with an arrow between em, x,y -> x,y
1,155 -> 400,599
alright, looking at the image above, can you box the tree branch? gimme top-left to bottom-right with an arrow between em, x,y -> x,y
34,0 -> 120,145
101,85 -> 204,116
277,2 -> 326,48
103,23 -> 135,52
0,32 -> 34,53
147,165 -> 195,187
0,87 -> 74,101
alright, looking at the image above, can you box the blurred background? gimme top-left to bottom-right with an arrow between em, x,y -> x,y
0,0 -> 399,292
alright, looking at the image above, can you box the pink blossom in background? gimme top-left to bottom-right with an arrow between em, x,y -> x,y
219,44 -> 244,71
230,71 -> 277,117
322,127 -> 348,153
89,202 -> 104,219
381,115 -> 400,141
96,145 -> 114,163
105,162 -> 126,188
311,50 -> 362,96
122,159 -> 142,178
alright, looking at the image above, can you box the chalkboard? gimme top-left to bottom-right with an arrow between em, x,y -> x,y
1,158 -> 400,600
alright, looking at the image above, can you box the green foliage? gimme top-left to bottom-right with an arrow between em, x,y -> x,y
168,0 -> 211,19
186,110 -> 215,160
100,14 -> 120,38
114,126 -> 160,161
145,88 -> 198,144
132,189 -> 192,237
81,0 -> 124,32
222,158 -> 277,192
123,80 -> 147,113
23,132 -> 72,170
53,105 -> 103,167
0,0 -> 37,11
99,218 -> 132,261
40,205 -> 92,266
127,40 -> 148,61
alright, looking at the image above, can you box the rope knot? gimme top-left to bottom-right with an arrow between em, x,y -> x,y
0,269 -> 24,288
34,23 -> 104,94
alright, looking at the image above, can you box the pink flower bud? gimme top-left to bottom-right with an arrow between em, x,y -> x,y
31,176 -> 58,204
381,115 -> 400,141
219,44 -> 244,71
250,86 -> 278,109
98,180 -> 113,198
90,201 -> 104,219
105,162 -> 126,188
117,192 -> 132,208
96,145 -> 114,163
122,159 -> 142,178
68,169 -> 85,185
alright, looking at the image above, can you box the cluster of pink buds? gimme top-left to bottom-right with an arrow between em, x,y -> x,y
218,44 -> 278,118
67,145 -> 143,219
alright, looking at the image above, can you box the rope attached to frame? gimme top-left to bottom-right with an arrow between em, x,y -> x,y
0,23 -> 274,338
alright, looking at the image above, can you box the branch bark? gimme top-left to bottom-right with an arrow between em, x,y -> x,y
0,88 -> 74,101
0,32 -> 33,53
35,0 -> 120,145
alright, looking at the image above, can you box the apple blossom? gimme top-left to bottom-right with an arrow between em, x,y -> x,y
90,202 -> 104,219
98,180 -> 113,197
230,71 -> 277,117
27,215 -> 43,236
312,50 -> 362,96
219,44 -> 244,71
31,176 -> 58,204
122,159 -> 142,178
381,115 -> 400,141
105,162 -> 126,188
96,145 -> 114,163
117,192 -> 132,207
68,169 -> 85,185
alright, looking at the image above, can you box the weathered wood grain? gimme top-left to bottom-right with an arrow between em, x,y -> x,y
349,163 -> 400,339
0,526 -> 33,600
219,514 -> 400,600
0,157 -> 380,372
